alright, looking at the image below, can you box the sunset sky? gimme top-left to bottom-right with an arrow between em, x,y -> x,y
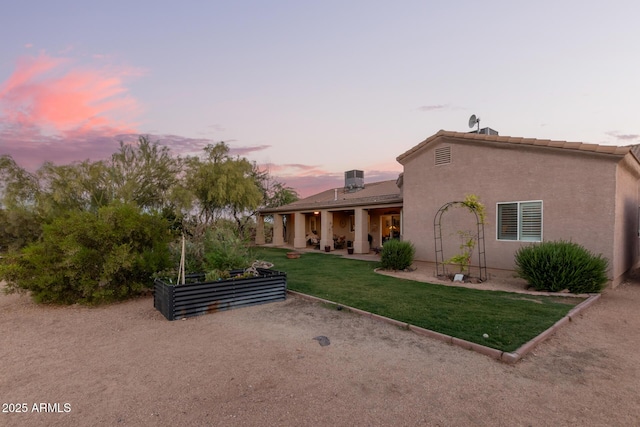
2,1 -> 640,197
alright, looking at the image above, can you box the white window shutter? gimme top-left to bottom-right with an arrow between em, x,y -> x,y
519,202 -> 542,241
498,203 -> 518,240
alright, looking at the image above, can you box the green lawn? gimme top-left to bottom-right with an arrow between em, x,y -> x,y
254,247 -> 583,352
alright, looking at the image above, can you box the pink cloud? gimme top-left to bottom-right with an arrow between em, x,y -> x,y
0,52 -> 143,170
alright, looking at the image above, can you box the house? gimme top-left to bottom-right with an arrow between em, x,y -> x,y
255,171 -> 402,254
257,129 -> 640,286
398,130 -> 640,286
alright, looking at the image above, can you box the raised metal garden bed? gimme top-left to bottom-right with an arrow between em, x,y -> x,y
153,268 -> 287,321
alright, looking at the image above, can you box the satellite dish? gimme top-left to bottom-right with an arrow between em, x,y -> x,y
468,114 -> 480,131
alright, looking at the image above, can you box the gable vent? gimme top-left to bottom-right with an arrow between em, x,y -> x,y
435,146 -> 451,166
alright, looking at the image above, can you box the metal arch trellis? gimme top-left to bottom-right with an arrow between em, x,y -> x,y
433,201 -> 487,281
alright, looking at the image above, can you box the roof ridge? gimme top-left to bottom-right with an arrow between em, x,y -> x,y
397,130 -> 631,163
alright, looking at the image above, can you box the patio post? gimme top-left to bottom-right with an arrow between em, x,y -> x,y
293,212 -> 306,249
272,214 -> 284,246
353,207 -> 369,254
320,210 -> 333,250
255,214 -> 265,245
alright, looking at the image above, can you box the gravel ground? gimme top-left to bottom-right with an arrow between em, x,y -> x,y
1,275 -> 639,426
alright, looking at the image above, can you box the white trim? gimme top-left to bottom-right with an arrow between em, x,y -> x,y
496,200 -> 543,242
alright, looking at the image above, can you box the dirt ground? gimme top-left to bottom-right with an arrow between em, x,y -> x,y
1,269 -> 640,426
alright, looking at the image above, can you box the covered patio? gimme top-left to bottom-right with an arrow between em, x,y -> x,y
255,172 -> 403,255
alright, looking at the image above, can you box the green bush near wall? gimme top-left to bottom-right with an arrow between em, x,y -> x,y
515,240 -> 608,293
380,239 -> 415,271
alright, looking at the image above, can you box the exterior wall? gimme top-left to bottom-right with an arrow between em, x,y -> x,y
331,212 -> 353,243
612,155 -> 640,284
401,138 -> 619,277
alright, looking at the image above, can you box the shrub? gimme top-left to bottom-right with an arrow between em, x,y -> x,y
0,203 -> 172,304
204,226 -> 253,271
380,239 -> 415,271
168,233 -> 208,275
514,240 -> 608,293
161,223 -> 254,282
0,207 -> 41,252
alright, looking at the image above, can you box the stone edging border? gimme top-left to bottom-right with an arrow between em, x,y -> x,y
286,290 -> 601,364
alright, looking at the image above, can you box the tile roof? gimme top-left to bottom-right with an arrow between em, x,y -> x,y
396,130 -> 634,164
260,179 -> 402,213
261,130 -> 638,215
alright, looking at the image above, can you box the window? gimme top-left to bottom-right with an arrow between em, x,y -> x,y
497,201 -> 542,241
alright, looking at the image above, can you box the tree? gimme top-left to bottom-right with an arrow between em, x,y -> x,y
0,206 -> 41,251
185,142 -> 263,226
232,163 -> 299,232
264,181 -> 299,208
36,160 -> 112,216
0,135 -> 298,302
253,174 -> 299,241
110,135 -> 182,211
0,156 -> 42,250
0,155 -> 39,210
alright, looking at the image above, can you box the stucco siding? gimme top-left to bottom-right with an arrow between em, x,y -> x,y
612,156 -> 640,283
402,137 -> 618,275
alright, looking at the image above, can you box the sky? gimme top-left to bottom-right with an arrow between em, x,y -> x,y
1,1 -> 640,197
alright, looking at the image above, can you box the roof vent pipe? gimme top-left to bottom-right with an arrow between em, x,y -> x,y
334,188 -> 338,201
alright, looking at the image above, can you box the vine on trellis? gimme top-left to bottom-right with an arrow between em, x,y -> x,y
434,194 -> 487,281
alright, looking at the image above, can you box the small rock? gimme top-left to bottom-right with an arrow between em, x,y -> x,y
313,336 -> 330,346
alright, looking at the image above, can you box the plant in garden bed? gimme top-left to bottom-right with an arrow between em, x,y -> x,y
153,236 -> 283,320
156,222 -> 275,284
203,226 -> 253,272
445,230 -> 476,275
515,240 -> 608,293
